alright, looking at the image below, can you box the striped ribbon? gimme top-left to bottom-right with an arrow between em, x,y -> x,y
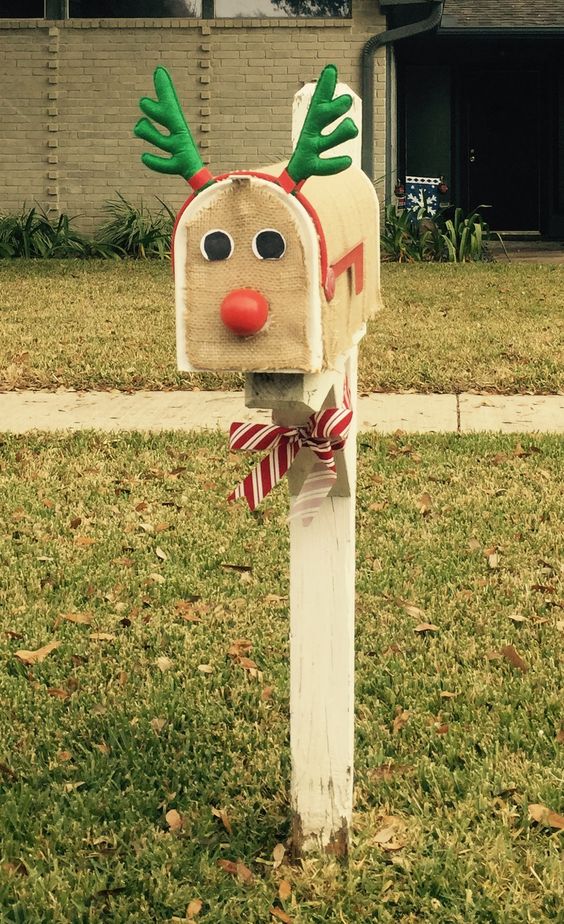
228,386 -> 352,526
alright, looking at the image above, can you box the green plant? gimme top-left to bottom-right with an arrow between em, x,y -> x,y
0,205 -> 113,259
439,205 -> 491,262
381,203 -> 492,263
380,204 -> 443,263
94,193 -> 174,259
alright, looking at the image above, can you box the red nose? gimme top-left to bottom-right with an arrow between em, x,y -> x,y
220,288 -> 269,337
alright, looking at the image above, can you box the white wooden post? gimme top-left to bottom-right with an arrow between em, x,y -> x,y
244,82 -> 362,856
246,351 -> 356,856
289,348 -> 357,856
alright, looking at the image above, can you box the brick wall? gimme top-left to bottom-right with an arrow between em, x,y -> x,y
0,1 -> 386,231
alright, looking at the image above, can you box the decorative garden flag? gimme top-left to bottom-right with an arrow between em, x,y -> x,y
405,175 -> 441,217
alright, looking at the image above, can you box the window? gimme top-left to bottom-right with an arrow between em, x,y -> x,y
215,0 -> 351,16
68,0 -> 200,15
1,0 -> 351,18
1,0 -> 43,16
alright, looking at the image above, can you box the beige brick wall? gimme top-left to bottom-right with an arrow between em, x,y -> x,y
0,2 -> 386,232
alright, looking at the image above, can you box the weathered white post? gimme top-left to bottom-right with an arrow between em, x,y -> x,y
135,64 -> 381,859
245,84 -> 363,856
246,349 -> 356,855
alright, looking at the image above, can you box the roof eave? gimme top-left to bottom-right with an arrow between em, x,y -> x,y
438,25 -> 564,36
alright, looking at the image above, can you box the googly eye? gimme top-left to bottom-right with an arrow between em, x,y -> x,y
200,229 -> 234,261
252,228 -> 286,260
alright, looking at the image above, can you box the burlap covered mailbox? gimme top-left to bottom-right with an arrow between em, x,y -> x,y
135,65 -> 383,373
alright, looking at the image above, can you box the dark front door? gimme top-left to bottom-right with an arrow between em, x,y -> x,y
464,69 -> 541,231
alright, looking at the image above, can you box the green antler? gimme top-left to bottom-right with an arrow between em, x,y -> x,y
286,64 -> 359,185
134,66 -> 214,189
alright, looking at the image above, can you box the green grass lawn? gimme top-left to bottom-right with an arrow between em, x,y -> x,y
1,259 -> 562,395
1,431 -> 562,922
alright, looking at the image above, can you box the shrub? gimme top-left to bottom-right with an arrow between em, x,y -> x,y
381,205 -> 442,263
381,203 -> 491,263
440,206 -> 491,262
0,205 -> 113,259
94,194 -> 174,259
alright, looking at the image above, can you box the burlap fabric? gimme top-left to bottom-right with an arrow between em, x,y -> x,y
179,164 -> 382,372
183,177 -> 313,372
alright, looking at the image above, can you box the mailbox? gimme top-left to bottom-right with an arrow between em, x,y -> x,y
135,64 -> 383,374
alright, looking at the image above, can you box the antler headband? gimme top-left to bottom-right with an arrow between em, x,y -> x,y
135,64 -> 359,194
134,66 -> 216,193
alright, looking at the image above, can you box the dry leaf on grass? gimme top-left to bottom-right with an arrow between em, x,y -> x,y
156,656 -> 174,672
47,687 -> 70,700
271,908 -> 292,923
186,899 -> 203,919
74,536 -> 96,548
440,691 -> 458,699
198,664 -> 214,674
374,814 -> 408,851
414,623 -> 439,634
211,807 -> 233,835
528,804 -> 564,830
155,546 -> 167,561
417,492 -> 433,515
272,843 -> 285,869
60,612 -> 91,625
238,657 -> 259,672
94,742 -> 110,755
89,633 -> 116,642
392,707 -> 410,734
150,717 -> 166,734
500,644 -> 528,672
166,809 -> 184,832
15,640 -> 60,665
229,639 -> 253,658
278,879 -> 291,901
531,583 -> 557,594
217,859 -> 253,883
372,762 -> 412,781
403,603 -> 426,619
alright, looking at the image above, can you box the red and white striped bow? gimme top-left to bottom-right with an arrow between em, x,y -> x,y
228,390 -> 352,526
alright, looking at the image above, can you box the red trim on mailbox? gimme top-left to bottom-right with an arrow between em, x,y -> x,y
329,242 -> 364,298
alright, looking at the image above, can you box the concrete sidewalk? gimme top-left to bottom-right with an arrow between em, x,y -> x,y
1,390 -> 563,434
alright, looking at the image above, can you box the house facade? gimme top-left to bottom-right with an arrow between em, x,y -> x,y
386,0 -> 564,236
0,1 -> 388,231
1,0 -> 563,236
